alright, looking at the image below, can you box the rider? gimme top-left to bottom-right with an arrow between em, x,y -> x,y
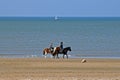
49,43 -> 54,53
60,42 -> 63,52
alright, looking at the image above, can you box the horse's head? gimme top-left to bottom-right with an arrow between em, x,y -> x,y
67,47 -> 71,51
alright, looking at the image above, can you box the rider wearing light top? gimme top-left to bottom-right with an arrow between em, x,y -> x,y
49,43 -> 54,53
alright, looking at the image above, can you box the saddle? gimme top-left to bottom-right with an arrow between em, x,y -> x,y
60,49 -> 63,53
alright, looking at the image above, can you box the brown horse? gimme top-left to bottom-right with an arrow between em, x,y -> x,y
43,47 -> 60,58
43,48 -> 53,58
52,47 -> 61,58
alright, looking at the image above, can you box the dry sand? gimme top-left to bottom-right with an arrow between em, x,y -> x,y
0,58 -> 120,80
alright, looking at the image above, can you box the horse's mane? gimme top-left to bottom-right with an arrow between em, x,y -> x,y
64,47 -> 71,49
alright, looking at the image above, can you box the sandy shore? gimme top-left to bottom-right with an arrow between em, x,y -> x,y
0,58 -> 120,80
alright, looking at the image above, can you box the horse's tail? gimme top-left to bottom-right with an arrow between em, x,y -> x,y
43,49 -> 45,55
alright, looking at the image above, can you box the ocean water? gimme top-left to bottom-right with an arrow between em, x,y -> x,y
0,17 -> 120,58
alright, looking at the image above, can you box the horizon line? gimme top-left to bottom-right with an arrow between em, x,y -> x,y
0,15 -> 120,17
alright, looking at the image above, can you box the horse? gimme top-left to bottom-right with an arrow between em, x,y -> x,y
43,48 -> 53,58
53,47 -> 72,59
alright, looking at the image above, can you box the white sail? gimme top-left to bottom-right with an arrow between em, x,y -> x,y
55,16 -> 58,20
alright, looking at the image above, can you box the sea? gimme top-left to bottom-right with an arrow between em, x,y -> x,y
0,17 -> 120,59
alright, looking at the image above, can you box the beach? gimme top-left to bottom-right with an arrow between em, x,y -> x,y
0,58 -> 120,80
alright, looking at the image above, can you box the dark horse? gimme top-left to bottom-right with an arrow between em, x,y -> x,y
53,47 -> 71,59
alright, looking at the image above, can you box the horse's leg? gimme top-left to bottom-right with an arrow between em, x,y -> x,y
55,51 -> 59,59
44,51 -> 47,58
57,53 -> 59,59
52,53 -> 56,59
63,54 -> 64,59
53,55 -> 55,59
66,54 -> 68,59
50,55 -> 53,58
44,54 -> 47,58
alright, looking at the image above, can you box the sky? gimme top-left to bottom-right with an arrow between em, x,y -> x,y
0,0 -> 120,17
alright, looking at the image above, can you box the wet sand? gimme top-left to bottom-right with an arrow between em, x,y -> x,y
0,58 -> 120,80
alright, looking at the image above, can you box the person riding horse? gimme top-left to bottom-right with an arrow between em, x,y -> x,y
49,43 -> 54,53
60,42 -> 63,52
43,42 -> 71,59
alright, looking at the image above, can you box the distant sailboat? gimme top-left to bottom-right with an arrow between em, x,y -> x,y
55,16 -> 58,20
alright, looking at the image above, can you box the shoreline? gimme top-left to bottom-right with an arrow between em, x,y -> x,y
0,58 -> 120,80
0,53 -> 120,59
